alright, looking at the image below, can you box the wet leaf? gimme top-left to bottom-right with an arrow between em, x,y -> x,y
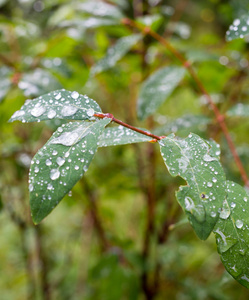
91,34 -> 142,76
18,68 -> 62,97
226,15 -> 249,41
0,66 -> 12,102
29,118 -> 111,224
137,66 -> 186,120
214,181 -> 249,288
77,1 -> 124,20
9,89 -> 102,123
154,114 -> 210,135
159,133 -> 226,240
60,18 -> 119,30
227,103 -> 249,117
98,125 -> 152,147
136,14 -> 163,31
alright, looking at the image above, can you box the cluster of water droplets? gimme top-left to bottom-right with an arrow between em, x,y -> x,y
10,89 -> 100,123
226,17 -> 249,41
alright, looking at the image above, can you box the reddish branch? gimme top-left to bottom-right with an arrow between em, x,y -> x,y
121,18 -> 249,187
94,113 -> 165,141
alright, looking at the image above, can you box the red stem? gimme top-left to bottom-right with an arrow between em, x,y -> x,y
121,18 -> 249,187
94,113 -> 164,141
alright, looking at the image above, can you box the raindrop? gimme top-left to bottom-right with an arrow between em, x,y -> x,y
71,91 -> 79,99
55,93 -> 61,100
47,109 -> 57,119
75,165 -> 79,170
212,177 -> 217,183
220,201 -> 230,219
11,110 -> 25,118
47,183 -> 53,190
52,132 -> 79,146
242,26 -> 247,32
61,105 -> 78,116
231,202 -> 236,208
210,211 -> 216,218
50,169 -> 60,180
29,184 -> 34,192
31,105 -> 46,117
87,108 -> 95,117
46,159 -> 52,166
236,220 -> 243,229
207,182 -> 213,187
56,157 -> 65,166
243,197 -> 248,202
52,150 -> 58,155
233,19 -> 240,26
34,166 -> 39,173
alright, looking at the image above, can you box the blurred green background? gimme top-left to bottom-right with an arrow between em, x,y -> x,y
1,0 -> 249,299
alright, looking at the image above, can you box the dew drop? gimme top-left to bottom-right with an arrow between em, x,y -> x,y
47,183 -> 53,190
34,166 -> 39,173
11,110 -> 25,118
207,182 -> 213,187
231,202 -> 236,208
243,197 -> 248,202
31,105 -> 46,117
52,132 -> 79,146
71,91 -> 79,99
56,157 -> 65,166
74,165 -> 79,170
50,169 -> 60,180
61,105 -> 78,116
236,220 -> 243,229
46,159 -> 52,166
211,211 -> 216,218
220,201 -> 230,219
47,109 -> 57,119
87,108 -> 95,117
55,93 -> 61,100
52,150 -> 58,155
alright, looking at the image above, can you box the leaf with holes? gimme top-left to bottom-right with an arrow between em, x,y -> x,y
159,133 -> 226,240
9,89 -> 102,123
91,34 -> 142,76
98,125 -> 152,147
226,15 -> 249,41
137,66 -> 186,120
214,181 -> 249,288
29,118 -> 111,224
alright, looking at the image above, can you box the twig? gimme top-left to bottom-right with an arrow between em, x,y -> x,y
121,18 -> 249,187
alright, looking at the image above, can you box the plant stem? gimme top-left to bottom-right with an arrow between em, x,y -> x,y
94,113 -> 164,141
121,17 -> 249,187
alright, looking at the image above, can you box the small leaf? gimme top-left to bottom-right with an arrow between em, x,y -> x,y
226,15 -> 249,41
227,103 -> 249,117
18,69 -> 62,97
29,118 -> 111,224
159,133 -> 226,240
98,125 -> 152,147
0,66 -> 12,102
77,1 -> 124,20
136,14 -> 163,31
137,66 -> 186,120
91,34 -> 142,76
9,89 -> 102,123
214,181 -> 249,288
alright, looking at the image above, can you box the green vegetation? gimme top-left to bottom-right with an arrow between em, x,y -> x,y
2,0 -> 249,299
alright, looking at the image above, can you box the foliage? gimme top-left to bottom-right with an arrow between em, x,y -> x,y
2,0 -> 249,299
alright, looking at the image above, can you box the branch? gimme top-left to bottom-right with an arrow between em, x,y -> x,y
121,18 -> 249,187
94,113 -> 165,141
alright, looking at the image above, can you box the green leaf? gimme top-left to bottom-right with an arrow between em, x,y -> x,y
60,18 -> 119,30
214,181 -> 249,288
0,66 -> 12,102
136,14 -> 163,31
29,118 -> 111,224
91,34 -> 142,76
98,125 -> 152,147
227,103 -> 249,117
159,133 -> 226,240
77,1 -> 124,20
137,66 -> 186,120
18,69 -> 62,97
9,89 -> 102,123
226,15 -> 249,41
154,114 -> 210,135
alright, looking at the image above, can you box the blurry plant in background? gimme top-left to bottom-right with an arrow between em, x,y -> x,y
2,0 -> 249,299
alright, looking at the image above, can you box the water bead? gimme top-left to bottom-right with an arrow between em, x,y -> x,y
50,169 -> 60,180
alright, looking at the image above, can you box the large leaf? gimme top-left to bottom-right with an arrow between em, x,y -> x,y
226,15 -> 249,41
214,181 -> 249,288
29,118 -> 111,224
9,89 -> 102,123
18,68 -> 62,97
98,125 -> 152,147
91,34 -> 142,76
77,1 -> 124,20
137,66 -> 186,120
154,114 -> 210,135
227,103 -> 249,117
159,133 -> 226,240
